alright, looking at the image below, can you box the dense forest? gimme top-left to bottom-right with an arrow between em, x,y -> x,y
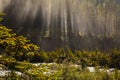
0,0 -> 120,50
0,0 -> 120,80
0,12 -> 120,80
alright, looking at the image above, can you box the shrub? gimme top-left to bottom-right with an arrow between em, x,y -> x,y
0,26 -> 39,61
110,48 -> 120,68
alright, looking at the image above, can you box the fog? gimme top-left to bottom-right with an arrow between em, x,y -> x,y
0,0 -> 120,50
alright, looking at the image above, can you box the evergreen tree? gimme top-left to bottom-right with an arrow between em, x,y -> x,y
0,13 -> 39,60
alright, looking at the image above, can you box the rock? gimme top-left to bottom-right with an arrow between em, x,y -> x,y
87,67 -> 95,72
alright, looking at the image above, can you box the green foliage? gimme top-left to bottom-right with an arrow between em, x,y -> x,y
61,64 -> 120,80
0,56 -> 16,69
0,26 -> 39,61
62,63 -> 81,80
39,51 -> 49,62
25,63 -> 63,80
75,50 -> 111,67
0,56 -> 120,80
5,71 -> 21,80
15,61 -> 33,72
110,49 -> 120,68
0,26 -> 15,39
31,48 -> 120,69
0,12 -> 5,22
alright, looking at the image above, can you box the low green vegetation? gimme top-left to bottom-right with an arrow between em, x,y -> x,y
0,57 -> 120,80
29,48 -> 120,69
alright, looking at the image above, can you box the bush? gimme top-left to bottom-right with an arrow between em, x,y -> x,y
0,56 -> 17,69
0,26 -> 39,61
110,49 -> 120,68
